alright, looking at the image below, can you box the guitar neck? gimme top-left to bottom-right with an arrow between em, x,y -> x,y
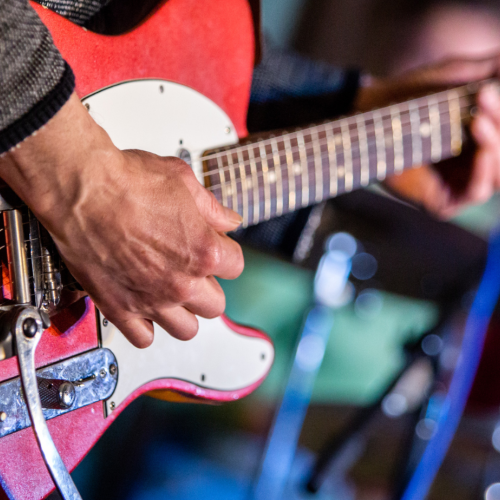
203,81 -> 486,227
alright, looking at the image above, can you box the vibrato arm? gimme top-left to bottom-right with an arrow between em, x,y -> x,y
12,305 -> 82,500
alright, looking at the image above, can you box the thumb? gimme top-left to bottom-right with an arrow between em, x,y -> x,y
192,181 -> 243,232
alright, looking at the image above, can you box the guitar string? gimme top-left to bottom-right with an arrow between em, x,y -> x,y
198,85 -> 479,165
199,101 -> 473,183
204,113 -> 465,195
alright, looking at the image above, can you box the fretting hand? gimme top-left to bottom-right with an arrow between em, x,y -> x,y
0,93 -> 244,348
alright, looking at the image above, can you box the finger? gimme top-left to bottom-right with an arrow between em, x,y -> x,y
471,112 -> 500,150
207,231 -> 244,280
150,306 -> 199,341
462,148 -> 495,205
188,178 -> 244,232
420,56 -> 498,86
112,315 -> 155,349
383,165 -> 451,214
477,85 -> 500,130
182,275 -> 226,319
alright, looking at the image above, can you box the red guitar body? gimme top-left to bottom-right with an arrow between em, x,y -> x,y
0,2 -> 259,499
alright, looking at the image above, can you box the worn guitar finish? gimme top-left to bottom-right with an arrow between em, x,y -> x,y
0,0 -> 486,498
0,1 -> 261,500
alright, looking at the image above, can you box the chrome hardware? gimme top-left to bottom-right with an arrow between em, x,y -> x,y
3,210 -> 30,304
28,213 -> 43,308
38,378 -> 76,410
12,305 -> 82,500
0,346 -> 118,438
177,148 -> 192,167
41,247 -> 60,307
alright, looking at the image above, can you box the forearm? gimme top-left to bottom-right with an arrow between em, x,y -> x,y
0,0 -> 74,154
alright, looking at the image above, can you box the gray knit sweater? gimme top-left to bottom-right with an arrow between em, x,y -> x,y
0,0 -> 106,154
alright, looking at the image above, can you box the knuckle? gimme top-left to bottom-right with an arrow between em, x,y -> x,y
170,280 -> 195,304
196,237 -> 221,274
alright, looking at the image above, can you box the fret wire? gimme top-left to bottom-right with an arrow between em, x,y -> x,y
391,106 -> 404,173
203,100 -> 473,182
372,110 -> 387,181
217,155 -> 227,208
283,135 -> 296,212
429,96 -> 442,163
226,150 -> 238,212
236,148 -> 249,226
448,90 -> 462,156
408,100 -> 423,166
341,120 -> 353,191
356,115 -> 370,186
270,137 -> 284,216
247,145 -> 260,225
297,131 -> 309,208
200,84 -> 478,165
310,128 -> 323,202
325,124 -> 338,196
258,142 -> 271,220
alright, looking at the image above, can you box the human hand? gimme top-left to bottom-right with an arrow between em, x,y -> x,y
0,93 -> 244,347
355,56 -> 500,218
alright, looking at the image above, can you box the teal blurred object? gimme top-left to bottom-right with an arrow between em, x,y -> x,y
221,247 -> 439,405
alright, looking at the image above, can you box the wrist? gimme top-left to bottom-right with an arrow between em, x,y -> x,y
0,93 -> 122,227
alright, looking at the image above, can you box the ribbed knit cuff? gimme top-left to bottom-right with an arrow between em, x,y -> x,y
0,62 -> 75,155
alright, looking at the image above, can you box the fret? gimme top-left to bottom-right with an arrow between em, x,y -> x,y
258,142 -> 271,220
247,144 -> 260,225
391,106 -> 404,173
356,115 -> 370,186
310,128 -> 323,202
236,148 -> 249,226
373,110 -> 387,180
226,151 -> 238,212
325,125 -> 338,196
447,90 -> 462,156
428,97 -> 442,163
297,131 -> 309,207
217,155 -> 228,208
408,100 -> 423,166
283,134 -> 296,212
340,120 -> 353,191
270,137 -> 284,216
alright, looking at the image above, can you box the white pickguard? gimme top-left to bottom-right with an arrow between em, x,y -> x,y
82,81 -> 274,413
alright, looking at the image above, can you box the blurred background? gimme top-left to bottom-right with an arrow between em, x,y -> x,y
71,1 -> 500,499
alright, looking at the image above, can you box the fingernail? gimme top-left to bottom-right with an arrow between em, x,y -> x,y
225,208 -> 243,226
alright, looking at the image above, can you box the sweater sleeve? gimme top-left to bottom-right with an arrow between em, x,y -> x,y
0,0 -> 75,154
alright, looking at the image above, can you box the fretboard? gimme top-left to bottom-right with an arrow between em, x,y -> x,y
202,81 -> 485,227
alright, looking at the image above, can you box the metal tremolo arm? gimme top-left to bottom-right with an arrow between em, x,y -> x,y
1,207 -> 82,499
12,305 -> 82,500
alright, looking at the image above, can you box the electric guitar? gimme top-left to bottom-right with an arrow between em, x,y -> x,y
0,0 -> 485,498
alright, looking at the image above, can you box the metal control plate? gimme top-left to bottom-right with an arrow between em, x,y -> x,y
0,348 -> 117,438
